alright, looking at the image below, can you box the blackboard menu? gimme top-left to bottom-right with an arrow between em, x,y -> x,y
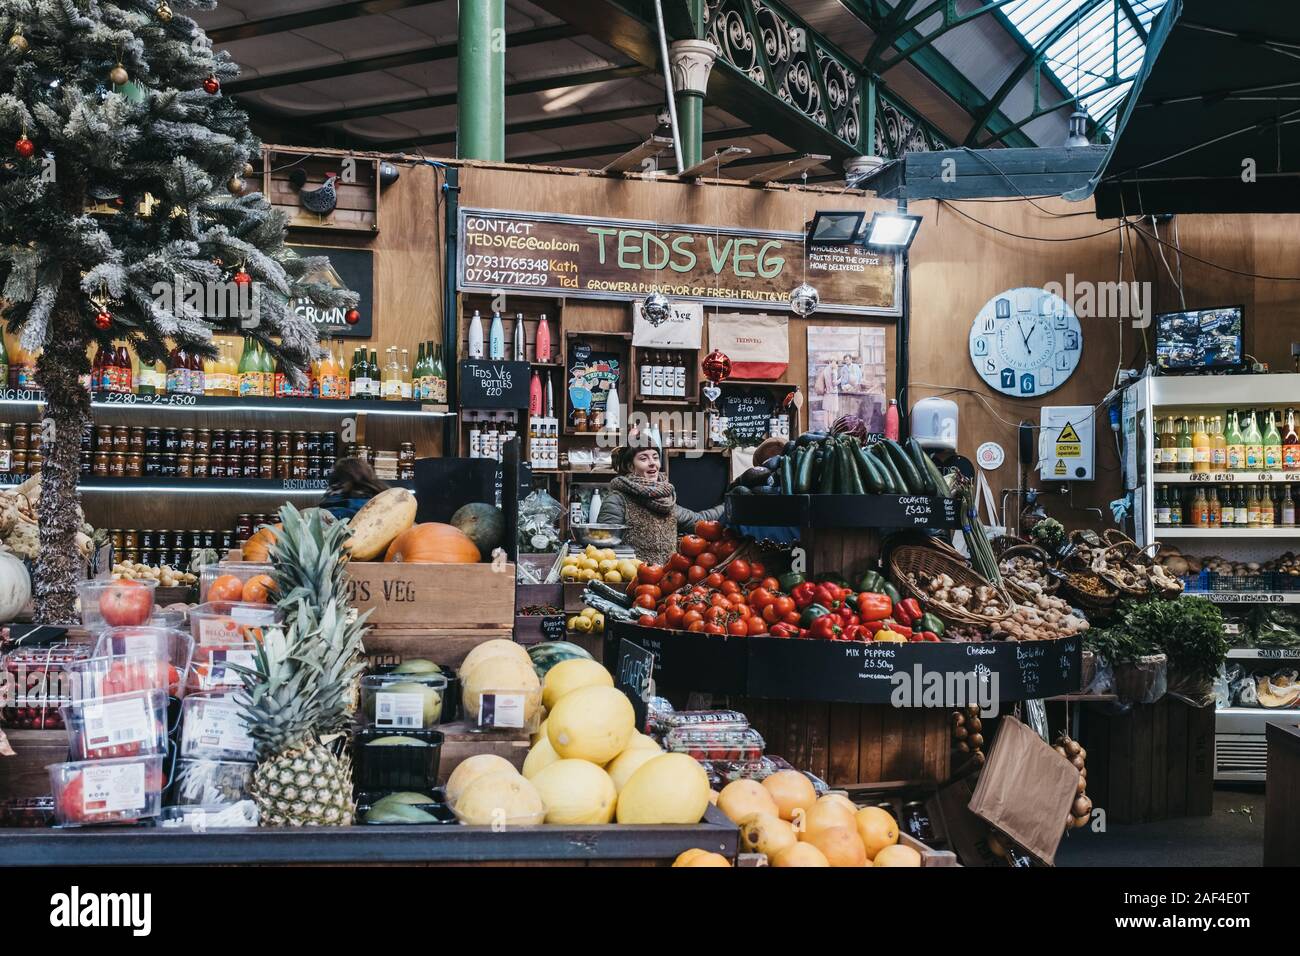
566,342 -> 621,431
615,639 -> 655,730
718,385 -> 779,446
459,360 -> 530,409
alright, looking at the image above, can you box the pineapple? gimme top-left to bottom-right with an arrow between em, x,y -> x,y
235,505 -> 369,826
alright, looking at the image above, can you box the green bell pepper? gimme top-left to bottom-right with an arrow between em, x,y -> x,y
857,570 -> 885,594
880,582 -> 902,606
918,612 -> 946,638
778,571 -> 807,592
799,603 -> 831,628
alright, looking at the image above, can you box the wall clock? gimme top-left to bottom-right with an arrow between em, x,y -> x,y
969,287 -> 1082,398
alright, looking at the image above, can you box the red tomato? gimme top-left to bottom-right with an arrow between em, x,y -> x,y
761,577 -> 781,593
709,592 -> 728,607
746,617 -> 769,636
726,592 -> 746,607
98,580 -> 153,628
687,621 -> 705,632
633,584 -> 662,600
682,610 -> 703,627
637,563 -> 666,585
687,565 -> 708,584
678,535 -> 708,558
663,571 -> 686,592
713,540 -> 737,560
634,594 -> 657,609
725,559 -> 751,583
667,552 -> 691,573
783,611 -> 801,626
695,520 -> 723,542
748,587 -> 774,609
654,613 -> 668,628
696,552 -> 719,571
719,579 -> 741,595
665,605 -> 685,627
762,603 -> 781,624
703,623 -> 725,635
773,596 -> 796,617
705,606 -> 727,625
749,561 -> 766,580
727,618 -> 748,636
705,572 -> 726,589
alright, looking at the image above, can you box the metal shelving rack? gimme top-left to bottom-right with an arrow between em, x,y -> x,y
1126,371 -> 1300,783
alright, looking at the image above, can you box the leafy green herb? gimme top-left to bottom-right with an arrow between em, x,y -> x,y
1089,598 -> 1227,682
1029,518 -> 1065,550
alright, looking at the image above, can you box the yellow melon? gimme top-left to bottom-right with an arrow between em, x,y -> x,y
445,754 -> 518,807
530,759 -> 618,824
854,806 -> 900,860
717,779 -> 779,825
460,638 -> 532,681
818,793 -> 859,817
454,771 -> 544,825
672,849 -> 731,867
522,734 -> 561,779
346,487 -> 418,560
762,770 -> 816,822
804,825 -> 868,867
739,811 -> 798,858
873,843 -> 922,867
605,745 -> 665,793
771,843 -> 831,867
542,658 -> 613,711
547,685 -> 634,764
616,753 -> 711,825
625,731 -> 662,752
800,795 -> 857,837
462,657 -> 541,724
531,716 -> 548,747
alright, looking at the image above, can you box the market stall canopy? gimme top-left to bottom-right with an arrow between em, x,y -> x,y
1076,0 -> 1300,216
863,144 -> 1108,201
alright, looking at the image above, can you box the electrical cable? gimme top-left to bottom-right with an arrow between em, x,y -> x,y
939,199 -> 1130,240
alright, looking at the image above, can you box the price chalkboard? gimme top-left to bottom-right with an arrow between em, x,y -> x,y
615,639 -> 656,731
540,615 -> 566,640
459,360 -> 530,409
718,385 -> 778,445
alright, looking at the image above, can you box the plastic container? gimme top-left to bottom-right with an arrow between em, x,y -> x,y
1,643 -> 93,730
48,754 -> 165,827
66,653 -> 177,702
356,789 -> 456,826
199,563 -> 275,604
188,601 -> 280,647
62,688 -> 169,761
653,709 -> 750,732
352,728 -> 444,793
360,673 -> 448,730
158,802 -> 258,829
911,396 -> 959,451
77,579 -> 158,632
179,693 -> 256,762
171,757 -> 255,806
1,796 -> 55,828
186,643 -> 258,694
149,607 -> 187,630
663,726 -> 765,761
93,626 -> 194,699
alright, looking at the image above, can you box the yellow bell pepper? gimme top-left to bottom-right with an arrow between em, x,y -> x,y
873,629 -> 908,643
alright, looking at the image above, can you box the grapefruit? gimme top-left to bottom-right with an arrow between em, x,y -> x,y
762,770 -> 816,822
771,843 -> 830,867
855,806 -> 900,860
874,843 -> 922,867
445,754 -> 518,807
521,734 -> 561,779
542,658 -> 613,711
717,778 -> 779,825
738,811 -> 798,858
606,745 -> 664,793
455,771 -> 544,825
616,753 -> 711,825
800,796 -> 857,837
547,685 -> 635,764
530,759 -> 618,824
804,825 -> 868,867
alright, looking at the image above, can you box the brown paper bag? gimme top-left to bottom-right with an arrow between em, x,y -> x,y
967,716 -> 1078,866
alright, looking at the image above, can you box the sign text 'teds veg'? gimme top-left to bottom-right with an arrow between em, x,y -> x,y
586,227 -> 785,279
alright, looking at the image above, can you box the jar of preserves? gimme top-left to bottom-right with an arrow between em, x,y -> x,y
220,530 -> 236,551
291,455 -> 309,479
112,426 -> 129,451
143,454 -> 162,477
306,432 -> 322,456
111,530 -> 125,552
209,430 -> 227,455
243,457 -> 260,480
208,457 -> 226,480
292,431 -> 309,456
192,454 -> 208,478
125,452 -> 143,478
200,530 -> 217,550
171,530 -> 189,551
123,529 -> 140,551
141,529 -> 156,551
307,457 -> 324,480
138,549 -> 155,568
144,428 -> 162,453
236,514 -> 255,542
275,431 -> 292,456
28,452 -> 41,475
122,549 -> 140,566
80,425 -> 94,452
12,423 -> 29,450
194,429 -> 211,454
163,428 -> 180,454
92,452 -> 109,477
173,454 -> 190,478
179,428 -> 196,454
160,456 -> 178,478
259,458 -> 275,480
259,430 -> 276,455
128,427 -> 146,453
79,451 -> 92,476
225,431 -> 244,455
321,432 -> 338,456
276,457 -> 291,480
108,453 -> 126,478
94,425 -> 113,451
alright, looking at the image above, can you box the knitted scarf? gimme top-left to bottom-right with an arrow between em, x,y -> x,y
610,474 -> 678,564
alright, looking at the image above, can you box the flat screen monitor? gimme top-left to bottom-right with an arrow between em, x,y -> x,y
1154,306 -> 1244,371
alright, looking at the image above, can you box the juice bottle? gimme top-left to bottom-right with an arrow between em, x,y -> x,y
237,337 -> 255,397
165,346 -> 184,394
273,352 -> 287,399
1192,415 -> 1210,473
1262,486 -> 1276,528
1211,415 -> 1227,471
1263,408 -> 1283,471
1208,486 -> 1221,527
1225,408 -> 1245,471
1168,488 -> 1183,527
1175,417 -> 1193,474
187,347 -> 204,395
400,348 -> 412,399
1247,485 -> 1261,527
1284,408 -> 1299,471
204,349 -> 218,395
1243,409 -> 1264,470
1191,487 -> 1208,527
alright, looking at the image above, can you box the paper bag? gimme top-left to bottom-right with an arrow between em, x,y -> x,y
967,716 -> 1078,866
708,312 -> 789,379
633,300 -> 703,349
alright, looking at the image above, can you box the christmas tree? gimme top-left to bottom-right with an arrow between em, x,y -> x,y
0,1 -> 356,621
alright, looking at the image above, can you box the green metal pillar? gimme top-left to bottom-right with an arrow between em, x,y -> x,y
457,0 -> 505,161
669,1 -> 714,171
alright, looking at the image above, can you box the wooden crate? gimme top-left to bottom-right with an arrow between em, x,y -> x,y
1078,696 -> 1214,824
1266,722 -> 1300,866
0,729 -> 67,802
436,721 -> 531,785
346,561 -> 515,628
362,627 -> 513,669
265,146 -> 379,234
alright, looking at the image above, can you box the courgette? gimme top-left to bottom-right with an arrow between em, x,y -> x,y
817,441 -> 838,494
868,442 -> 906,494
844,444 -> 865,495
908,437 -> 948,497
780,454 -> 795,495
795,446 -> 813,493
851,441 -> 887,493
882,439 -> 925,494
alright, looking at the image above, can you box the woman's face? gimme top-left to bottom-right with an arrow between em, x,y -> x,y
631,449 -> 661,480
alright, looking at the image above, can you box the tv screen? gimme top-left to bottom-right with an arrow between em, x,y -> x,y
1154,307 -> 1244,370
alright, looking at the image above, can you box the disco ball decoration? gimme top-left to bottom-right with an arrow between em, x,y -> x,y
789,282 -> 820,317
702,349 -> 732,385
641,290 -> 673,326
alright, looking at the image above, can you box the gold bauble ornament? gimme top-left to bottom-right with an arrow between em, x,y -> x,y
155,2 -> 174,22
242,162 -> 255,177
8,34 -> 28,53
227,176 -> 245,194
110,63 -> 130,85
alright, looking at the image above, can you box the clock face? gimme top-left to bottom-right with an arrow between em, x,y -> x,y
969,287 -> 1082,398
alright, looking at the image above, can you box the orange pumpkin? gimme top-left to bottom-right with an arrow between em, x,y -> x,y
242,525 -> 280,562
384,523 -> 480,564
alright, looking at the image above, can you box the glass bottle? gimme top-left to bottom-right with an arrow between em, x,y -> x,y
1243,409 -> 1264,470
349,347 -> 362,399
413,342 -> 427,400
1247,485 -> 1261,528
1154,416 -> 1172,473
382,347 -> 401,401
1225,408 -> 1245,472
368,350 -> 381,400
1263,409 -> 1283,472
1282,485 -> 1296,527
1168,488 -> 1183,527
1193,415 -> 1210,474
1262,485 -> 1276,528
1284,408 -> 1300,472
237,338 -> 257,397
1211,415 -> 1227,471
1208,486 -> 1221,528
187,347 -> 204,395
0,334 -> 9,393
432,344 -> 447,403
400,348 -> 412,399
273,353 -> 288,399
1175,417 -> 1193,474
1155,486 -> 1170,527
1191,486 -> 1208,527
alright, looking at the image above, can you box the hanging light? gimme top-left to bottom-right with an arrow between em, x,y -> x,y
1065,109 -> 1090,147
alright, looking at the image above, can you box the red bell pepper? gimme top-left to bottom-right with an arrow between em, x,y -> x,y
770,622 -> 799,638
797,628 -> 810,639
835,605 -> 859,626
840,624 -> 871,642
888,622 -> 913,640
861,620 -> 885,636
809,615 -> 843,641
791,581 -> 817,609
896,598 -> 924,628
922,631 -> 941,642
856,592 -> 893,622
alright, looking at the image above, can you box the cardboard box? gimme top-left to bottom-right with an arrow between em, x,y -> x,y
345,561 -> 515,628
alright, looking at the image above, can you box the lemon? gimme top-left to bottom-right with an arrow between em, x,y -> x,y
584,544 -> 599,558
560,565 -> 579,581
571,615 -> 593,633
600,549 -> 617,562
566,615 -> 582,630
590,612 -> 605,630
581,607 -> 597,619
580,558 -> 599,572
579,568 -> 600,581
616,560 -> 638,580
603,570 -> 622,583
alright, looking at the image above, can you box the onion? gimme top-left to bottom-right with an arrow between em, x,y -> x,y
1073,795 -> 1092,817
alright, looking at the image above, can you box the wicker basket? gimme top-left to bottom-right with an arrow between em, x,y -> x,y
1058,568 -> 1119,619
889,545 -> 1013,626
998,544 -> 1060,602
990,534 -> 1029,557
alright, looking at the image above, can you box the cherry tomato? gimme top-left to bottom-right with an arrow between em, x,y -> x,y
725,559 -> 751,583
679,535 -> 708,558
668,552 -> 691,573
634,584 -> 662,600
706,572 -> 727,589
687,621 -> 705,633
696,552 -> 719,570
654,613 -> 668,628
726,592 -> 746,607
704,623 -> 725,635
637,563 -> 666,585
749,561 -> 766,580
634,593 -> 657,609
665,593 -> 684,608
719,579 -> 741,595
695,520 -> 723,542
747,617 -> 769,636
762,603 -> 781,624
709,592 -> 728,607
773,595 -> 796,617
665,605 -> 685,627
748,587 -> 774,609
705,606 -> 727,624
727,618 -> 748,636
687,564 -> 708,584
663,571 -> 686,592
682,609 -> 703,627
713,540 -> 737,560
761,577 -> 781,593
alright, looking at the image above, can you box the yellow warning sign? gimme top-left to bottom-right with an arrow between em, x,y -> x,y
1055,421 -> 1081,458
1054,459 -> 1067,476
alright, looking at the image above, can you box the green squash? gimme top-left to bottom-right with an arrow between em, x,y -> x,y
450,502 -> 506,555
528,640 -> 594,678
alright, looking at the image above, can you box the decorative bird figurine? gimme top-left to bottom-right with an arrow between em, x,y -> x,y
298,172 -> 338,215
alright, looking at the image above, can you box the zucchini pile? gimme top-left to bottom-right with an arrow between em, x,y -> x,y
731,433 -> 950,497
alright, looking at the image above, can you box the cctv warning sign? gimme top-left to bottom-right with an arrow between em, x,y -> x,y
1055,422 -> 1082,458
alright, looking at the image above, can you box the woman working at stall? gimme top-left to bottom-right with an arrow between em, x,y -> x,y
598,440 -> 724,565
317,457 -> 389,521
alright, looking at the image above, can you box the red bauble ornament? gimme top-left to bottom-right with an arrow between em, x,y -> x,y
345,308 -> 361,326
232,268 -> 252,286
203,75 -> 220,95
702,349 -> 732,385
14,135 -> 34,159
94,310 -> 112,330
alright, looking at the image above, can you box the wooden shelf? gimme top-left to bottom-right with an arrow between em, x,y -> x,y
635,396 -> 698,407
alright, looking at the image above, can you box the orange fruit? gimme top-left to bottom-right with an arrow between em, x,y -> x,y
771,843 -> 830,867
762,770 -> 816,822
717,779 -> 778,825
873,844 -> 922,867
854,806 -> 900,860
207,574 -> 245,602
241,574 -> 276,604
799,795 -> 857,837
672,849 -> 731,867
803,825 -> 868,867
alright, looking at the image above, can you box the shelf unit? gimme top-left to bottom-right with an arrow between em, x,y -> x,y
1227,647 -> 1300,659
0,389 -> 454,417
1126,371 -> 1300,783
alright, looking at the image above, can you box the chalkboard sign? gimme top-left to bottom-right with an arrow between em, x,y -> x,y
718,385 -> 779,445
459,360 -> 530,409
725,493 -> 961,529
287,244 -> 374,338
566,343 -> 621,431
615,639 -> 656,730
540,616 -> 566,641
